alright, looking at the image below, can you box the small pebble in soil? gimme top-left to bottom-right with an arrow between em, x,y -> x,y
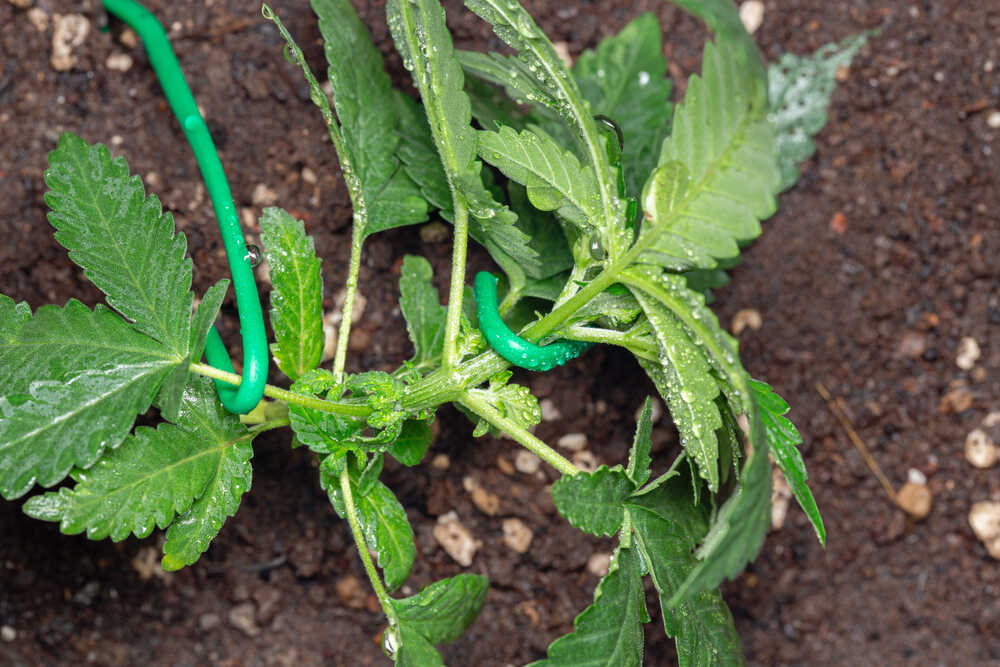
301,166 -> 317,184
0,626 -> 15,642
496,455 -> 515,475
8,0 -> 31,9
51,14 -> 89,72
965,428 -> 998,469
731,308 -> 762,335
540,398 -> 562,422
198,613 -> 221,632
969,501 -> 1000,560
515,451 -> 540,474
502,517 -> 533,553
228,603 -> 260,637
105,52 -> 133,72
433,511 -> 481,566
28,8 -> 49,32
463,475 -> 501,516
419,221 -> 449,243
557,433 -> 588,452
738,1 -> 764,34
635,398 -> 663,424
771,468 -> 792,531
587,552 -> 611,577
955,336 -> 981,370
334,575 -> 368,610
896,330 -> 926,358
321,310 -> 338,362
939,379 -> 974,414
572,450 -> 600,473
251,183 -> 278,207
987,111 -> 1000,129
896,477 -> 932,520
431,453 -> 450,470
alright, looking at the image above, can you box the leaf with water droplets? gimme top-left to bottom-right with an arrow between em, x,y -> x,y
399,255 -> 447,371
390,574 -> 489,645
551,465 -> 635,537
465,372 -> 541,438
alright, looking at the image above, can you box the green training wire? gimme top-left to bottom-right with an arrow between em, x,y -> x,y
102,0 -> 267,414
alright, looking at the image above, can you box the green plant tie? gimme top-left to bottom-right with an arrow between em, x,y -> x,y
102,0 -> 267,414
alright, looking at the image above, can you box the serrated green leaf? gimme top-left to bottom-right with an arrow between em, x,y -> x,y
44,133 -> 193,354
391,573 -> 489,644
392,91 -> 454,214
395,625 -> 445,667
0,295 -> 30,343
630,289 -> 723,491
671,438 -> 771,603
769,33 -> 868,191
478,126 -> 601,227
750,379 -> 825,545
260,208 -> 324,381
321,470 -> 416,592
532,546 -> 646,667
0,301 -> 181,500
466,373 -> 541,438
627,477 -> 744,667
551,466 -> 634,537
627,398 -> 654,487
24,377 -> 252,543
388,419 -> 434,467
462,59 -> 530,130
573,13 -> 673,196
458,50 -> 560,113
399,255 -> 447,368
637,39 -> 778,270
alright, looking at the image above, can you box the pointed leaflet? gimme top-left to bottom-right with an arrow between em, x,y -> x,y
159,378 -> 254,570
630,287 -> 723,491
0,301 -> 181,500
477,125 -> 601,227
321,463 -> 416,591
627,477 -> 744,667
750,379 -> 825,544
260,208 -> 324,380
551,466 -> 634,537
626,398 -> 654,487
637,39 -> 778,269
671,434 -> 772,603
390,574 -> 489,645
531,546 -> 647,667
399,255 -> 447,368
44,133 -> 193,354
573,13 -> 673,196
769,33 -> 869,191
25,377 -> 254,544
310,0 -> 427,234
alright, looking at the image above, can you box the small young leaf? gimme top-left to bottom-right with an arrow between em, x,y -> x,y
390,573 -> 489,644
0,301 -> 180,500
626,398 -> 654,487
465,373 -> 541,438
769,33 -> 869,192
573,13 -> 674,196
388,419 -> 434,467
671,440 -> 772,603
551,466 -> 634,537
750,379 -> 825,544
287,370 -> 363,453
531,546 -> 647,667
627,476 -> 744,666
24,377 -> 253,544
399,255 -> 447,369
44,133 -> 193,355
260,208 -> 324,381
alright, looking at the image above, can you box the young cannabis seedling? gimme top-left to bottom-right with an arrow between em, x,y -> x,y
1,0 -> 865,663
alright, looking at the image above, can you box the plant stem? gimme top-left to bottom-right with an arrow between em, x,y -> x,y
246,417 -> 292,434
332,225 -> 365,383
458,391 -> 579,476
440,200 -> 470,371
340,467 -> 398,626
190,362 -> 369,417
563,325 -> 659,361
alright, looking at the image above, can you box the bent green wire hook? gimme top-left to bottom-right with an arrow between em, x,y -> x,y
474,272 -> 591,372
102,0 -> 267,414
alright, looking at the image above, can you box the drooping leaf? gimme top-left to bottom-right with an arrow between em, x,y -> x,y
310,0 -> 428,234
627,477 -> 744,666
573,13 -> 674,196
626,398 -> 654,487
478,125 -> 601,227
0,301 -> 181,500
390,573 -> 489,644
550,466 -> 634,537
671,438 -> 772,603
44,133 -> 193,354
260,208 -> 324,381
531,546 -> 647,667
750,379 -> 825,544
25,377 -> 253,544
637,39 -> 778,270
399,255 -> 447,369
768,33 -> 869,191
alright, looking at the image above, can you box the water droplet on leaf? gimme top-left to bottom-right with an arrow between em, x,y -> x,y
245,244 -> 262,267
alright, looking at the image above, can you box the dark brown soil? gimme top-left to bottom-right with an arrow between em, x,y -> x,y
2,0 -> 999,665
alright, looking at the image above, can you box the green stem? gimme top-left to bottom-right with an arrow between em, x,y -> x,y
563,325 -> 659,361
190,362 -> 369,417
332,225 -> 365,382
246,417 -> 291,434
458,391 -> 579,476
441,201 -> 470,370
340,467 -> 397,626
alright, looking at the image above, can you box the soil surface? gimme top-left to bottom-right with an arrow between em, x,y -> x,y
2,0 -> 999,665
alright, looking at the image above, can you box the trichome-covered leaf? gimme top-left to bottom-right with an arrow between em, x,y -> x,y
750,379 -> 825,544
399,255 -> 447,369
466,371 -> 541,438
551,465 -> 634,537
388,419 -> 433,467
626,398 -> 655,487
260,208 -> 324,380
390,573 -> 489,644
